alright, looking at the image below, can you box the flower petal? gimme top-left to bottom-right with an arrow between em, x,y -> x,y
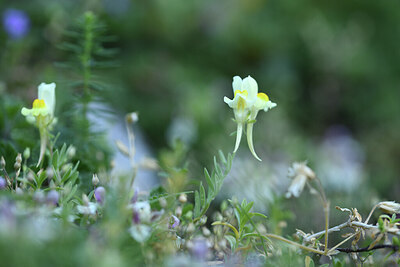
242,76 -> 258,99
232,76 -> 243,93
224,96 -> 235,108
286,175 -> 307,198
38,82 -> 56,117
21,107 -> 32,116
264,101 -> 277,111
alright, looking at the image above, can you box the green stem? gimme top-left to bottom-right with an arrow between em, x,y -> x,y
81,12 -> 94,116
264,233 -> 325,255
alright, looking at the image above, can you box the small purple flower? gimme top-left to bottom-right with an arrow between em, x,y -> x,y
3,9 -> 30,39
47,190 -> 59,205
169,215 -> 180,229
94,186 -> 106,204
0,177 -> 6,189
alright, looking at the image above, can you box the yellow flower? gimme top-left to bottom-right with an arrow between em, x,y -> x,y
21,83 -> 56,166
21,83 -> 56,122
224,76 -> 276,161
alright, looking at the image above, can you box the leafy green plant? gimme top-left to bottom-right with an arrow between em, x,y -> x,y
193,151 -> 233,221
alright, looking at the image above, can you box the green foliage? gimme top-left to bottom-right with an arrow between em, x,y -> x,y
193,151 -> 233,221
56,11 -> 118,104
54,12 -> 117,186
158,141 -> 189,193
2,2 -> 400,265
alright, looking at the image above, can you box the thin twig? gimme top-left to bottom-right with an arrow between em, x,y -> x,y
337,244 -> 398,253
264,233 -> 326,255
328,233 -> 357,254
364,204 -> 379,224
304,221 -> 350,242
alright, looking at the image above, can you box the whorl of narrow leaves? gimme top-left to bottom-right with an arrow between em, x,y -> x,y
55,11 -> 118,104
193,151 -> 233,220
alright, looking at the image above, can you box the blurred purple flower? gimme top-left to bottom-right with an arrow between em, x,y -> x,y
94,186 -> 106,204
47,190 -> 59,205
0,200 -> 16,231
169,215 -> 180,229
3,9 -> 30,39
131,187 -> 139,204
132,210 -> 140,224
191,238 -> 209,260
0,177 -> 6,189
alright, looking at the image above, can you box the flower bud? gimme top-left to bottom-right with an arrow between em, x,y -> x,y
220,200 -> 228,212
94,186 -> 106,204
199,215 -> 207,225
202,226 -> 211,237
92,174 -> 99,186
23,148 -> 30,159
0,156 -> 5,170
213,212 -> 223,222
82,194 -> 90,206
185,210 -> 193,220
186,223 -> 195,234
126,112 -> 138,124
66,145 -> 76,158
46,167 -> 54,179
179,193 -> 187,203
15,153 -> 22,164
13,162 -> 20,170
27,171 -> 34,182
175,206 -> 182,217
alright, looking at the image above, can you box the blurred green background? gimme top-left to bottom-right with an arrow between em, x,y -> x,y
1,0 -> 400,231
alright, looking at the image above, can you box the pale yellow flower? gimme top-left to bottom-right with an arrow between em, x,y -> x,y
21,83 -> 56,166
224,75 -> 276,161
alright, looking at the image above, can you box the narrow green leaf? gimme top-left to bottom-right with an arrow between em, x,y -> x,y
52,150 -> 59,169
194,191 -> 201,218
200,183 -> 206,209
218,150 -> 227,165
224,235 -> 237,253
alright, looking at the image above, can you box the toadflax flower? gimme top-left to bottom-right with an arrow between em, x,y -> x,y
286,162 -> 316,198
224,76 -> 276,161
21,83 -> 56,166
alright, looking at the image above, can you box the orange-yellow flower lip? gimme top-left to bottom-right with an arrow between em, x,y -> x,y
32,99 -> 46,109
257,92 -> 269,102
